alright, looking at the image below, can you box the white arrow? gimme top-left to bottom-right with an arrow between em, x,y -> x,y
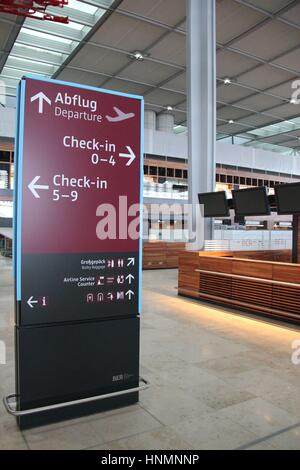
28,176 -> 49,199
27,296 -> 38,309
126,290 -> 135,300
126,274 -> 135,285
127,258 -> 135,267
119,146 -> 136,166
30,92 -> 51,114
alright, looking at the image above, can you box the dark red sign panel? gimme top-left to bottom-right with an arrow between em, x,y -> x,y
15,77 -> 143,325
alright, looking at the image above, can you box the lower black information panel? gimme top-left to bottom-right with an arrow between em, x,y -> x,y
16,316 -> 140,428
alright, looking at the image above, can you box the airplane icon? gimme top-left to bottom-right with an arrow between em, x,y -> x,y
106,107 -> 135,123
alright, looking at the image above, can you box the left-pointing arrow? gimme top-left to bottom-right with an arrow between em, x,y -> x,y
27,296 -> 38,309
28,176 -> 49,199
30,92 -> 51,114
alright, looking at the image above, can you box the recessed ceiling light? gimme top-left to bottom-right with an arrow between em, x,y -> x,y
166,105 -> 173,111
224,78 -> 231,85
290,98 -> 298,105
228,119 -> 235,124
133,51 -> 144,61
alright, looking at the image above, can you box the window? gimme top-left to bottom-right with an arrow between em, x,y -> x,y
0,151 -> 10,163
150,166 -> 157,176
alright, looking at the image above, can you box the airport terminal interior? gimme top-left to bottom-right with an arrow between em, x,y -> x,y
1,0 -> 300,452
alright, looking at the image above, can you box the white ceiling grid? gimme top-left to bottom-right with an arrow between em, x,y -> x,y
0,0 -> 300,155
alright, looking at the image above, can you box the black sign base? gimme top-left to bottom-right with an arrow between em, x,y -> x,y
17,392 -> 139,431
15,316 -> 140,430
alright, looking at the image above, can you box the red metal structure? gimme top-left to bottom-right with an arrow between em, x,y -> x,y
0,0 -> 69,23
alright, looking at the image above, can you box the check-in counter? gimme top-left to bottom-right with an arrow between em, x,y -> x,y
143,242 -> 186,270
178,249 -> 300,324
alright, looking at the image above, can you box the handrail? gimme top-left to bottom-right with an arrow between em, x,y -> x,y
3,377 -> 150,417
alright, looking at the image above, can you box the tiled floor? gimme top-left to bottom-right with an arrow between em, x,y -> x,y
1,257 -> 300,450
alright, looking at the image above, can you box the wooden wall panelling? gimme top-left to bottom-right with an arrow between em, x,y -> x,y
143,242 -> 186,270
232,259 -> 273,280
178,251 -> 200,297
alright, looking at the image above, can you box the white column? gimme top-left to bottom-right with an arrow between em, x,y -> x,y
157,112 -> 175,133
187,0 -> 217,246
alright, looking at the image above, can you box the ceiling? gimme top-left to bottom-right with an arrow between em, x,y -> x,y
0,0 -> 300,155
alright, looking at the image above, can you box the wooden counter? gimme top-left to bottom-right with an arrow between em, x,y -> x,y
143,242 -> 186,270
178,249 -> 300,324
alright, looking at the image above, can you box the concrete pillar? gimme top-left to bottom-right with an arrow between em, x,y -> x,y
187,0 -> 217,246
157,112 -> 175,133
144,110 -> 156,130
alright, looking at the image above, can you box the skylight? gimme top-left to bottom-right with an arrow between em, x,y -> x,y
20,27 -> 72,44
247,117 -> 300,138
0,1 -> 115,101
68,0 -> 98,14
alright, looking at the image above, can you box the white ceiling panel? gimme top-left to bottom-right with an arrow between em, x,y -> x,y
118,60 -> 177,86
280,3 -> 300,26
68,44 -> 129,75
217,49 -> 259,78
216,0 -> 266,44
0,18 -> 16,50
164,72 -> 186,93
232,21 -> 300,61
238,114 -> 278,127
260,134 -> 295,144
269,103 -> 300,119
280,139 -> 300,148
100,77 -> 149,95
90,13 -> 166,52
173,111 -> 186,125
148,32 -> 186,67
238,63 -> 294,90
284,128 -> 300,137
145,88 -> 184,107
58,68 -> 104,87
120,0 -> 186,28
217,84 -> 253,102
244,0 -> 293,13
217,122 -> 250,133
176,101 -> 186,112
218,106 -> 252,121
236,94 -> 284,112
275,47 -> 300,72
268,79 -> 298,99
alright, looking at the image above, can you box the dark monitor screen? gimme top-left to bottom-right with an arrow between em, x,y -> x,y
198,191 -> 229,218
232,187 -> 270,217
275,183 -> 300,215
